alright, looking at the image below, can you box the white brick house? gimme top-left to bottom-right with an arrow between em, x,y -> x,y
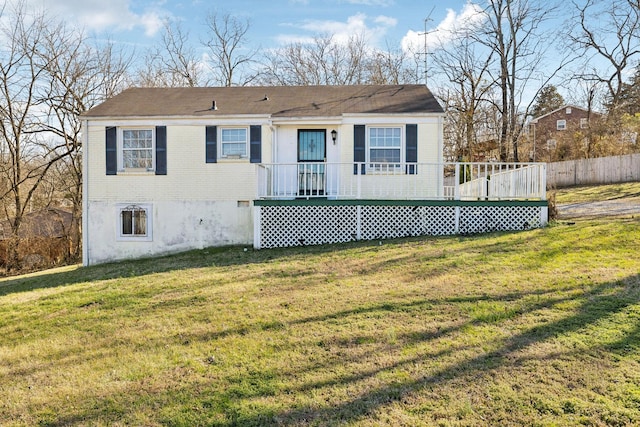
82,85 -> 546,265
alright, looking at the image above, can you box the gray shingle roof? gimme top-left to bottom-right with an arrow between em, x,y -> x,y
83,85 -> 443,118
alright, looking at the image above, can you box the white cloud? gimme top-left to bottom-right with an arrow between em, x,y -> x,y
374,15 -> 397,27
139,11 -> 165,37
344,0 -> 394,6
276,13 -> 396,47
25,0 -> 170,37
401,3 -> 485,53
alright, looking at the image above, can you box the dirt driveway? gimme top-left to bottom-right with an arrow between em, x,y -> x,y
557,200 -> 640,219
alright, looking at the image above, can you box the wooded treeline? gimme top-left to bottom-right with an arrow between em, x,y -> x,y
1,0 -> 639,272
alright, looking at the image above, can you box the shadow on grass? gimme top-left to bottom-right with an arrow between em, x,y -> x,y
260,276 -> 640,426
0,238 -> 395,297
34,273 -> 640,426
0,229 -> 516,298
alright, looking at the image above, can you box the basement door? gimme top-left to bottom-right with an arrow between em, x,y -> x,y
298,130 -> 326,196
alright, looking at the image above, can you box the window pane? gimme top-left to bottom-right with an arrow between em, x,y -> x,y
123,150 -> 153,169
222,128 -> 246,142
298,130 -> 325,161
370,148 -> 400,163
222,143 -> 247,156
221,128 -> 247,156
122,208 -> 147,236
133,210 -> 147,235
123,129 -> 152,148
123,129 -> 153,169
121,210 -> 133,235
369,127 -> 401,163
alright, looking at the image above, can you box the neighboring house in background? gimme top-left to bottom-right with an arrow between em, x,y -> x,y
82,85 -> 548,266
0,208 -> 73,268
529,105 -> 603,161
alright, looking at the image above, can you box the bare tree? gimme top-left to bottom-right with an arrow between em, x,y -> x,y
568,0 -> 640,116
367,42 -> 421,85
136,20 -> 201,87
0,1 -> 131,269
259,33 -> 373,85
475,0 -> 566,161
202,11 -> 258,86
0,2 -> 64,269
34,27 -> 130,260
432,31 -> 496,161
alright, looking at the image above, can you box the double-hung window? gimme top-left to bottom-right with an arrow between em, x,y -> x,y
354,124 -> 416,175
118,204 -> 152,241
106,126 -> 166,175
368,127 -> 402,171
121,129 -> 154,170
220,127 -> 248,158
556,120 -> 567,131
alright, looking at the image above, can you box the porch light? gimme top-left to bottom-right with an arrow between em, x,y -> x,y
331,129 -> 337,144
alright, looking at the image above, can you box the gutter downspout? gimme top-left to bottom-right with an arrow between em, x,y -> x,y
269,123 -> 277,163
81,119 -> 89,266
253,123 -> 277,250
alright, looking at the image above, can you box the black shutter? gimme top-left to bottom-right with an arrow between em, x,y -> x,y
250,125 -> 262,163
406,124 -> 417,175
354,124 -> 366,175
105,126 -> 117,175
206,126 -> 217,163
155,126 -> 167,175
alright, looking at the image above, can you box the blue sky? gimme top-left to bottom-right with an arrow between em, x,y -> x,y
32,0 -> 476,52
27,0 -> 628,107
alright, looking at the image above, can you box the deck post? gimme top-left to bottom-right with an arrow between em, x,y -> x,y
357,164 -> 362,199
356,205 -> 362,240
253,206 -> 261,249
511,164 -> 516,199
540,205 -> 549,227
540,164 -> 547,199
454,163 -> 461,200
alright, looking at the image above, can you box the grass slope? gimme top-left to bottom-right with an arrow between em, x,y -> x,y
555,182 -> 640,204
1,218 -> 639,426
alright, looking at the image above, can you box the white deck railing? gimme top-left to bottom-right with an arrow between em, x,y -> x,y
257,162 -> 546,201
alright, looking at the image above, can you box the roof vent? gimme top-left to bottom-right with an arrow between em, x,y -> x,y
211,100 -> 218,110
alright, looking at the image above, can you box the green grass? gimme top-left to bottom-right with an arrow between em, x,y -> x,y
554,181 -> 640,204
1,212 -> 640,425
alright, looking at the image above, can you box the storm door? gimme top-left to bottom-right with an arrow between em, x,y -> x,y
298,130 -> 326,196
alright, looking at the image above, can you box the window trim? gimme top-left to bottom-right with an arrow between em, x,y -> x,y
117,203 -> 153,242
219,126 -> 249,159
366,125 -> 404,172
118,127 -> 156,172
580,118 -> 588,129
556,120 -> 567,131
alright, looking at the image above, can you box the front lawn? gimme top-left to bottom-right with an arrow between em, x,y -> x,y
0,218 -> 639,425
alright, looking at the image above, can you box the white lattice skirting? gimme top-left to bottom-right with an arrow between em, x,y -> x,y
254,201 -> 548,249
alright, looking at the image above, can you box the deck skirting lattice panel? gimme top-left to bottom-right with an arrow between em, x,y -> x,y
459,205 -> 543,235
258,205 -> 358,248
359,206 -> 456,240
255,201 -> 547,249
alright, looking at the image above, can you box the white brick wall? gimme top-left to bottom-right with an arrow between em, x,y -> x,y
83,115 -> 444,265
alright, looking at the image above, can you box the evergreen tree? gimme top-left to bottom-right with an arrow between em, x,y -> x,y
616,65 -> 640,115
530,85 -> 565,118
